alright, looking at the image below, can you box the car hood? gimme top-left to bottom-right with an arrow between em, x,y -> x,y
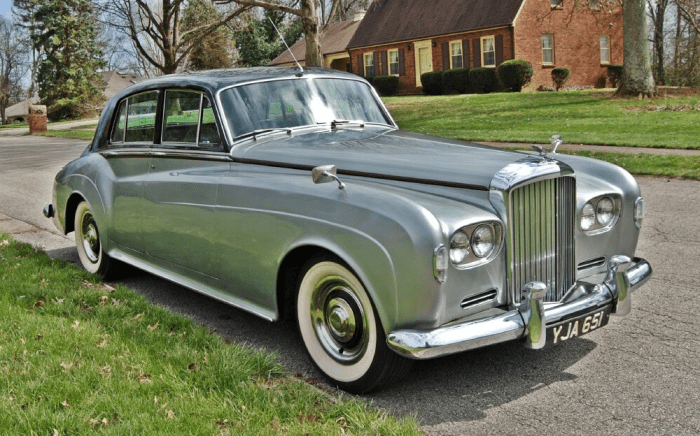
231,128 -> 528,191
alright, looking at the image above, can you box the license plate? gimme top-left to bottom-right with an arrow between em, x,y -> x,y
546,305 -> 612,346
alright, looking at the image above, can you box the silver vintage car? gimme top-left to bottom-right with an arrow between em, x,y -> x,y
44,67 -> 652,393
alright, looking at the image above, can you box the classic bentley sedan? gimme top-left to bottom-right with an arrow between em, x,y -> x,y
44,67 -> 652,393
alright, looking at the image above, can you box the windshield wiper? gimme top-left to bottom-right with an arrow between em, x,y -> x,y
318,120 -> 366,131
234,128 -> 292,142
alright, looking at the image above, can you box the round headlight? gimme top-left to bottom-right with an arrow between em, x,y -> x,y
596,197 -> 615,226
449,231 -> 470,264
581,202 -> 596,231
471,225 -> 495,258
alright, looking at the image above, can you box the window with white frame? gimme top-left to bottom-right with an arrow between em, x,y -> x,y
600,36 -> 610,64
388,49 -> 399,75
481,36 -> 495,67
450,41 -> 463,69
541,35 -> 554,65
364,52 -> 374,76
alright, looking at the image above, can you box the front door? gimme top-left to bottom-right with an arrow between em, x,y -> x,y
414,40 -> 433,87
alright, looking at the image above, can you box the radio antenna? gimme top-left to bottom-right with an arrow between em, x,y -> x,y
268,17 -> 304,76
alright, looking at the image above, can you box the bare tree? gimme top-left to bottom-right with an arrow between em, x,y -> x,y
648,0 -> 670,84
0,16 -> 30,124
218,0 -> 323,67
104,0 -> 251,75
676,0 -> 700,33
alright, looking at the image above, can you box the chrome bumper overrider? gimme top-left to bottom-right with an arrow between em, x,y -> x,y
387,256 -> 652,359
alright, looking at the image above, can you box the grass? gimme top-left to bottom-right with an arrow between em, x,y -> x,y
35,129 -> 97,141
384,90 -> 700,149
0,235 -> 422,435
0,122 -> 29,129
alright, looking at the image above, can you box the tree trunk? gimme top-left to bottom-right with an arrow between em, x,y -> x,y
652,0 -> 667,85
302,0 -> 322,67
618,0 -> 656,97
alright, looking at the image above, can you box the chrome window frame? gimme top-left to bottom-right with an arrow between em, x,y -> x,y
109,90 -> 160,147
161,89 -> 204,148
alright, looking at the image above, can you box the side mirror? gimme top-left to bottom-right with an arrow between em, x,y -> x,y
312,165 -> 345,190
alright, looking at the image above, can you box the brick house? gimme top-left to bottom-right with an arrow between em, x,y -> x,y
346,0 -> 623,94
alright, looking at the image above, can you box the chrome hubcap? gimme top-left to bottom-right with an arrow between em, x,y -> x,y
81,214 -> 100,264
327,297 -> 357,343
310,276 -> 368,364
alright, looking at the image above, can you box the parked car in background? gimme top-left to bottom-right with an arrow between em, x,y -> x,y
44,67 -> 652,393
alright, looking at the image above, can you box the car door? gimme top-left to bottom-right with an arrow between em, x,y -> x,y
102,90 -> 160,253
141,89 -> 229,279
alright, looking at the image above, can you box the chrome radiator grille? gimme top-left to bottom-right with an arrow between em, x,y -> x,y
509,177 -> 576,303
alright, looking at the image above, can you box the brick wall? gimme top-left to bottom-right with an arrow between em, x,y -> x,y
513,0 -> 624,90
349,27 -> 514,95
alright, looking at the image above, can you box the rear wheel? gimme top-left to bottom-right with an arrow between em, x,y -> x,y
296,257 -> 412,394
74,201 -> 113,278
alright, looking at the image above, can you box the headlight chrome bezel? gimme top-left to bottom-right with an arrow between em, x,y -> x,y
448,222 -> 503,269
580,194 -> 622,235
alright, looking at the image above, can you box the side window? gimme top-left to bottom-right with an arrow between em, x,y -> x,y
163,90 -> 201,144
122,91 -> 158,143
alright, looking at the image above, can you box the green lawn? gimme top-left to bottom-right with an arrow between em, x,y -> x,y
384,90 -> 700,149
0,235 -> 422,435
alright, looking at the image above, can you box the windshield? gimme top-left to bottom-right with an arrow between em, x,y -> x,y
220,77 -> 393,139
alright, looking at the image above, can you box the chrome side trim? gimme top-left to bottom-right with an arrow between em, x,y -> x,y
387,256 -> 652,359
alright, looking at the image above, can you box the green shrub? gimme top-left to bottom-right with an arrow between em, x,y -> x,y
442,68 -> 470,94
469,67 -> 498,94
607,65 -> 623,88
498,59 -> 533,92
372,75 -> 400,96
364,76 -> 375,86
421,71 -> 444,95
551,67 -> 570,90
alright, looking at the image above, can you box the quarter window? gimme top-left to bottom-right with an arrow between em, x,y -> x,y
388,49 -> 399,76
481,36 -> 495,67
542,35 -> 554,65
600,36 -> 610,64
110,91 -> 158,144
450,41 -> 463,69
364,53 -> 374,77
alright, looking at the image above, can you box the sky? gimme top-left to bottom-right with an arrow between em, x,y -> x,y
1,0 -> 12,21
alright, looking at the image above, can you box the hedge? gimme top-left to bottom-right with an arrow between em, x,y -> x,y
551,67 -> 570,90
469,67 -> 498,94
372,75 -> 400,96
443,68 -> 470,94
498,60 -> 533,92
421,71 -> 444,95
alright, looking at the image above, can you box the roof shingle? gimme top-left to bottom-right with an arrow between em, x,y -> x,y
347,0 -> 524,49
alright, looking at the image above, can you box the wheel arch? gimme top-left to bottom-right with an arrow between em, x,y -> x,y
275,238 -> 398,335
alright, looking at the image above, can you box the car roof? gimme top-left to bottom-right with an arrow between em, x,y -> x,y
113,67 -> 362,99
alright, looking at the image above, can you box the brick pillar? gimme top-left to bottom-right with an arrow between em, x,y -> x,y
29,105 -> 48,134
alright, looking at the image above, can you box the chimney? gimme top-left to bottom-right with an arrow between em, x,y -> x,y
354,10 -> 366,21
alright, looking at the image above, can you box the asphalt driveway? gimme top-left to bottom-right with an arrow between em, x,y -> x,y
1,135 -> 698,435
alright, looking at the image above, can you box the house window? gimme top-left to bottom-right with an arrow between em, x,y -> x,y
481,36 -> 495,67
364,52 -> 374,77
551,0 -> 563,8
450,41 -> 463,69
541,35 -> 554,65
600,36 -> 610,64
388,49 -> 400,76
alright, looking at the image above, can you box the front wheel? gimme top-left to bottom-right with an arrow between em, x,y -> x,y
74,201 -> 113,278
296,258 -> 411,394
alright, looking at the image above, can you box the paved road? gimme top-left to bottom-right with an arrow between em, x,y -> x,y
1,135 -> 699,435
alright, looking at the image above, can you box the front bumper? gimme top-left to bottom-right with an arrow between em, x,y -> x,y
387,256 -> 652,359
